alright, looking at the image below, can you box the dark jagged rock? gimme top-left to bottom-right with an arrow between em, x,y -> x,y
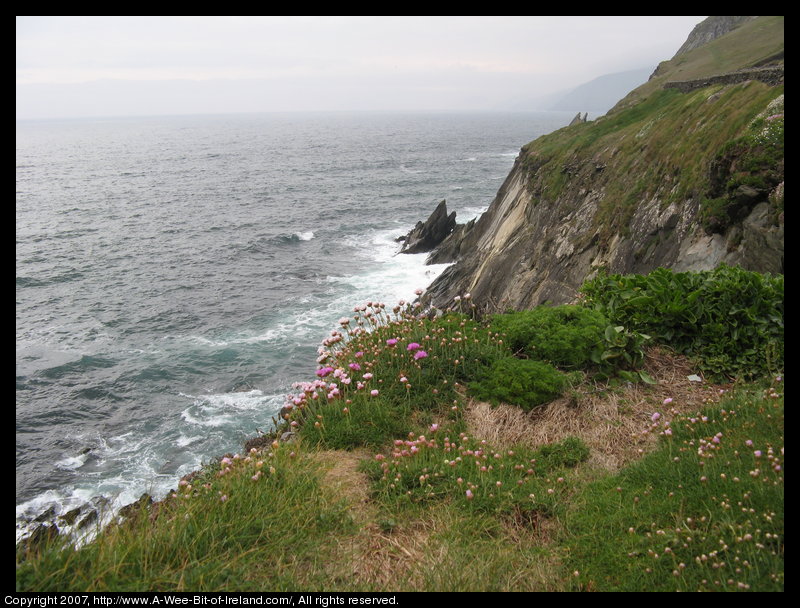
59,507 -> 83,526
568,112 -> 588,126
21,523 -> 60,552
399,200 -> 457,254
118,493 -> 153,519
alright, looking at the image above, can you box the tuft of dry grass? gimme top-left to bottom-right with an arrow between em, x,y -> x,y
465,347 -> 730,472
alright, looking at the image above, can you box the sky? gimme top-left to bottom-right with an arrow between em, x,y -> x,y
16,16 -> 707,120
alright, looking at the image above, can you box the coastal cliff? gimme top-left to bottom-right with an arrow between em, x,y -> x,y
425,16 -> 784,313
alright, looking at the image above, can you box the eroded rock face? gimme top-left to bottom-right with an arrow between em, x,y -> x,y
424,151 -> 783,315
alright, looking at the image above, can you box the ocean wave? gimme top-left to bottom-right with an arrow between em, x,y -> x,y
179,389 -> 278,428
39,354 -> 117,379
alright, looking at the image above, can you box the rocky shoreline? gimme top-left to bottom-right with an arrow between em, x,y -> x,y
18,203 -> 460,553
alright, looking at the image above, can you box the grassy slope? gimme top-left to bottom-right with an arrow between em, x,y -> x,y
611,16 -> 784,113
517,16 -> 783,250
16,339 -> 784,591
521,80 -> 782,249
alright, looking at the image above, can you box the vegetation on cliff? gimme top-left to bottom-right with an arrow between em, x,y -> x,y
17,267 -> 783,592
425,17 -> 783,314
520,81 -> 783,253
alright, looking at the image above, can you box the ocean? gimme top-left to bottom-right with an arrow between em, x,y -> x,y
16,110 -> 571,540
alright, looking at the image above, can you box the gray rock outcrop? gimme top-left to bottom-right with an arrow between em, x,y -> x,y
399,200 -> 457,254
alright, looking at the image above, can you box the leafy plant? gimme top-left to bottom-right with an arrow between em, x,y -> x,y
580,266 -> 784,380
592,325 -> 655,384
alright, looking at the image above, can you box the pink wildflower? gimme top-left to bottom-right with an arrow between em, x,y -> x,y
414,350 -> 428,360
371,389 -> 379,397
407,342 -> 421,351
465,489 -> 474,500
386,338 -> 398,346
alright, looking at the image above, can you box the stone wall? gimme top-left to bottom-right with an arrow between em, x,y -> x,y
664,67 -> 783,93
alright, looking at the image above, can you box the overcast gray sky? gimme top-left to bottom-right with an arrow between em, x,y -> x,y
16,16 -> 707,120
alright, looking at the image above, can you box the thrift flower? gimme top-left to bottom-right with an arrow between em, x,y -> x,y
414,350 -> 428,360
386,339 -> 398,346
371,389 -> 379,397
407,342 -> 421,351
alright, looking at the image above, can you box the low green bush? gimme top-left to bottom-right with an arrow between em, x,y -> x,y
488,305 -> 608,368
580,265 -> 784,380
468,357 -> 573,411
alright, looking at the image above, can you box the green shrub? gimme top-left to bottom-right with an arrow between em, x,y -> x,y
488,305 -> 608,368
580,265 -> 784,380
591,324 -> 654,384
468,357 -> 572,411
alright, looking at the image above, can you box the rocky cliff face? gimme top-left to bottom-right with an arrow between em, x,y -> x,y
672,16 -> 758,58
424,17 -> 784,314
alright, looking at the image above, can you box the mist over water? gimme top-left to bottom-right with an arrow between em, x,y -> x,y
16,110 -> 571,534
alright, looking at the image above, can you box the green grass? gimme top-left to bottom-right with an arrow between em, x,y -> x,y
520,81 -> 783,251
611,16 -> 784,112
563,380 -> 784,591
16,277 -> 784,591
16,445 -> 357,591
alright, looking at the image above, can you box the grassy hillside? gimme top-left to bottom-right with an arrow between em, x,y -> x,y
520,79 -> 782,250
16,268 -> 783,592
611,16 -> 784,112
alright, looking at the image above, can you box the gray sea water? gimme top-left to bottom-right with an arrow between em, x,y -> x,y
16,110 -> 572,537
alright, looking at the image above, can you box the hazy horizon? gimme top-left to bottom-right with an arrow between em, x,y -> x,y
17,16 -> 707,121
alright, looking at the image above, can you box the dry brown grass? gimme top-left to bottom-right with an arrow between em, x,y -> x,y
465,347 -> 729,472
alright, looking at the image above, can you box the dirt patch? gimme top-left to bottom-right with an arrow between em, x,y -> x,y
311,448 -> 435,589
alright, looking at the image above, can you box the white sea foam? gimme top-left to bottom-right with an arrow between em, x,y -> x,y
295,231 -> 315,241
55,452 -> 90,471
176,433 -> 203,447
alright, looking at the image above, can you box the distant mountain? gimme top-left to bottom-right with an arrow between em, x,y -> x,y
547,67 -> 653,114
